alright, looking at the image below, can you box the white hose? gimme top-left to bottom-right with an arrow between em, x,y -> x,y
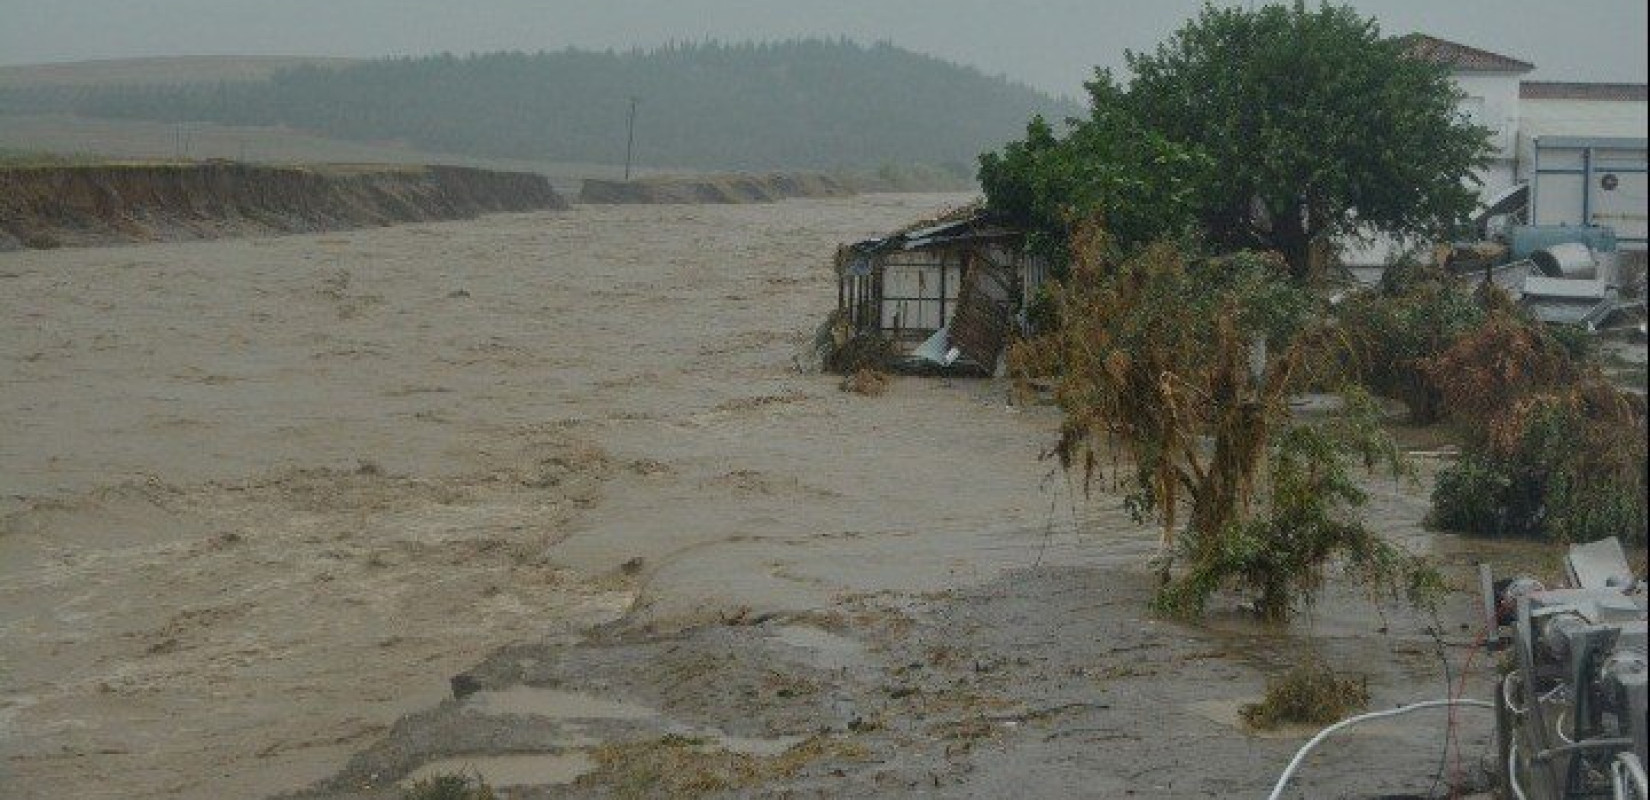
1502,669 -> 1527,715
1266,698 -> 1495,800
1618,753 -> 1649,800
1553,707 -> 1574,745
1510,738 -> 1530,800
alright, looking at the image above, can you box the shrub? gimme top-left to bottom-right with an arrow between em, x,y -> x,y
1015,222 -> 1435,619
1337,264 -> 1483,423
1425,310 -> 1648,545
1432,383 -> 1648,545
404,772 -> 496,800
839,368 -> 888,396
1430,453 -> 1516,536
1241,659 -> 1370,730
1156,395 -> 1441,620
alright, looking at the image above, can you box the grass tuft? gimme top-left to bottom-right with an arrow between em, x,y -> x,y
839,368 -> 889,396
403,771 -> 496,800
1240,659 -> 1369,730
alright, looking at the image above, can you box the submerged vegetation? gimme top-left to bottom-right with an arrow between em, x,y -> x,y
1241,659 -> 1370,730
578,735 -> 863,799
987,0 -> 1645,600
1342,275 -> 1647,545
1425,301 -> 1648,545
402,772 -> 496,800
1012,223 -> 1438,620
1337,262 -> 1487,424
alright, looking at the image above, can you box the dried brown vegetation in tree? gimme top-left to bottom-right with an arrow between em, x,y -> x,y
1425,302 -> 1647,543
1422,302 -> 1578,438
1012,219 -> 1435,619
1336,262 -> 1485,423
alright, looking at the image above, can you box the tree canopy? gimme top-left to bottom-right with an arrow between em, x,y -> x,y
980,1 -> 1491,278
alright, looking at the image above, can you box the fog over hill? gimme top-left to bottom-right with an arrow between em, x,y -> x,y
0,40 -> 1080,172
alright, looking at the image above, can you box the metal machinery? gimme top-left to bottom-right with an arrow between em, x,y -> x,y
1484,538 -> 1648,799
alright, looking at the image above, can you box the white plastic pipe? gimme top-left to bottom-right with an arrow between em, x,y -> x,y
1510,738 -> 1530,800
1617,753 -> 1649,800
1266,698 -> 1495,800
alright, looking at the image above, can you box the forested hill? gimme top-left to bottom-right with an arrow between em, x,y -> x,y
0,40 -> 1079,172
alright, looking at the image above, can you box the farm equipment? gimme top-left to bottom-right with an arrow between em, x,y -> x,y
1483,538 -> 1647,799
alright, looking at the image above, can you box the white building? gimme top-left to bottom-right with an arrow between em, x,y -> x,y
1403,34 -> 1535,197
1518,82 -> 1648,249
1344,35 -> 1648,265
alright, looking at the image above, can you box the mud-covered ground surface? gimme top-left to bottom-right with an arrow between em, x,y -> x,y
286,482 -> 1538,800
287,565 -> 1508,800
1,193 -> 1558,799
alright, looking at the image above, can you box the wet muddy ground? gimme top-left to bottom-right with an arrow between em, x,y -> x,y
287,564 -> 1505,799
0,193 -> 1559,798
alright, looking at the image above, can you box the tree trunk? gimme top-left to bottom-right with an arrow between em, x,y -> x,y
1271,207 -> 1314,282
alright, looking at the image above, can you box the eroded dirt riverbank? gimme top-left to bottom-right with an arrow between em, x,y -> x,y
2,194 -> 1532,798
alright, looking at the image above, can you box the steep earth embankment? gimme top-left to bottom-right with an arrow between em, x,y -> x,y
578,172 -> 854,205
0,162 -> 566,250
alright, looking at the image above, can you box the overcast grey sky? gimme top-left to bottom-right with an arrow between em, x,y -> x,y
1,1 -> 1644,98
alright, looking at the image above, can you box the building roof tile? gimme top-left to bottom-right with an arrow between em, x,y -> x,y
1401,34 -> 1535,73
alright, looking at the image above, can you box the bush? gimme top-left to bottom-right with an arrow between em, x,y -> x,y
1424,310 -> 1648,545
1337,265 -> 1483,423
1431,453 -> 1516,536
404,772 -> 496,800
1241,659 -> 1369,730
839,368 -> 889,396
1432,386 -> 1648,545
1015,224 -> 1435,619
1156,400 -> 1441,620
813,309 -> 894,375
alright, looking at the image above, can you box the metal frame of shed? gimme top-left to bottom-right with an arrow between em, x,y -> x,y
837,209 -> 1043,370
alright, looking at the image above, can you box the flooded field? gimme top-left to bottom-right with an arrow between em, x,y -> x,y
1,194 -> 1549,798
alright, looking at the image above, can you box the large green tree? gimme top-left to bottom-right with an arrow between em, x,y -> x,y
982,2 -> 1491,279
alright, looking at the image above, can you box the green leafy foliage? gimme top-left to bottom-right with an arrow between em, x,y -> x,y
980,2 -> 1490,279
1156,390 -> 1439,620
1431,381 -> 1648,545
1430,453 -> 1515,536
404,772 -> 496,800
1422,306 -> 1648,545
1014,222 -> 1435,619
1241,658 -> 1370,729
1337,262 -> 1485,422
978,87 -> 1211,269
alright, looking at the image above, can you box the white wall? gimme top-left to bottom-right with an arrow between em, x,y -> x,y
1337,70 -> 1524,266
1517,98 -> 1650,179
1455,71 -> 1525,196
1455,72 -> 1523,156
1517,99 -> 1648,249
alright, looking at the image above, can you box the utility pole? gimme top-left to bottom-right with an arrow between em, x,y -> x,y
623,96 -> 639,181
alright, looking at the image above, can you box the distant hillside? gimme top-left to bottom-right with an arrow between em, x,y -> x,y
0,55 -> 356,88
0,162 -> 564,250
0,41 -> 1078,172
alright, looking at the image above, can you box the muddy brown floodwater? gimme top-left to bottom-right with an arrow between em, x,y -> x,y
1,194 -> 1549,799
